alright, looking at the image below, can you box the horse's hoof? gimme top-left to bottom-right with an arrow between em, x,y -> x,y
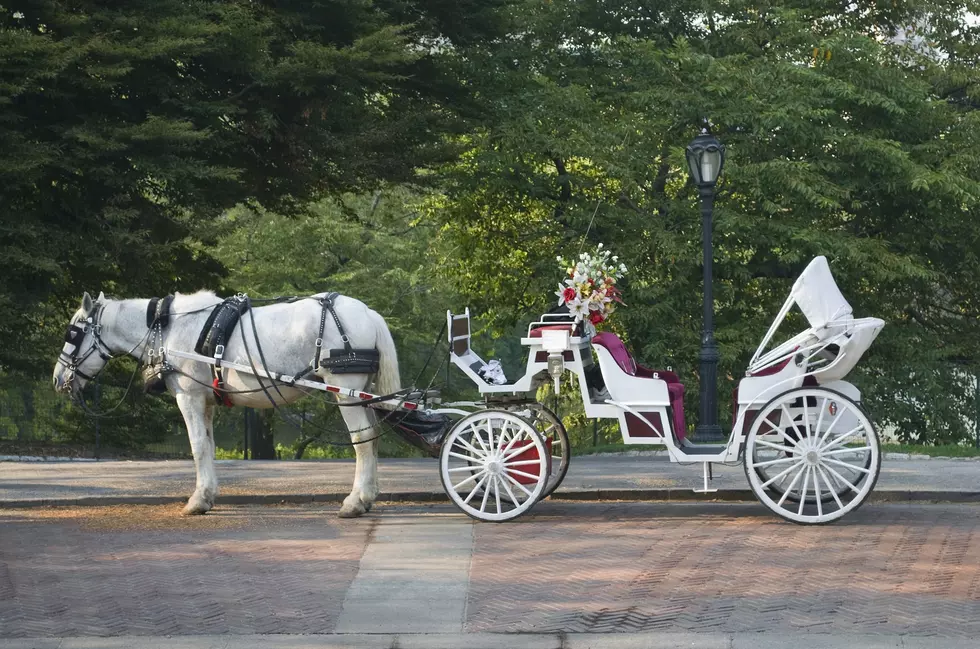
338,502 -> 367,518
181,497 -> 211,516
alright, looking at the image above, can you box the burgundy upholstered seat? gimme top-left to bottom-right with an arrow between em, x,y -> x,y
591,333 -> 686,440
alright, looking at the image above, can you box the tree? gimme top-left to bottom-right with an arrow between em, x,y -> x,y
0,0 -> 510,374
427,0 -> 980,443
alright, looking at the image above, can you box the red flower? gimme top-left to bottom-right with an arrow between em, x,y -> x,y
562,287 -> 578,303
589,311 -> 605,325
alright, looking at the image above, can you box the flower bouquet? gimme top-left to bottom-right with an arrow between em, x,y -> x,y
555,243 -> 627,334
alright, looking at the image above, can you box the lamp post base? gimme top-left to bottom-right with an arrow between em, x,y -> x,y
694,423 -> 725,443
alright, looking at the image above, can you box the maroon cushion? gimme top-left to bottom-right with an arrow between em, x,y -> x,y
667,383 -> 686,440
529,324 -> 575,338
591,332 -> 637,375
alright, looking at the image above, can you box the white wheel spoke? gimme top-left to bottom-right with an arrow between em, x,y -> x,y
781,404 -> 805,440
802,396 -> 812,442
453,469 -> 487,491
759,459 -> 805,489
816,407 -> 846,448
822,462 -> 862,494
447,465 -> 486,473
777,464 -> 807,507
493,476 -> 502,514
759,418 -> 800,446
814,397 -> 829,444
479,477 -> 492,512
755,438 -> 799,454
813,467 -> 823,517
472,424 -> 491,453
499,473 -> 521,504
505,459 -> 546,467
503,472 -> 535,497
817,465 -> 844,510
753,456 -> 798,469
797,467 -> 811,515
823,457 -> 872,474
462,474 -> 489,504
453,436 -> 485,459
822,446 -> 872,458
820,425 -> 864,452
447,450 -> 482,463
505,468 -> 542,481
503,439 -> 536,462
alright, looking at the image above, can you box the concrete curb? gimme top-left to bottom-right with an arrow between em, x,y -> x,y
3,488 -> 979,509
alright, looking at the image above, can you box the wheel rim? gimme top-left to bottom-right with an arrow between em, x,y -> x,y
745,389 -> 879,524
440,411 -> 548,522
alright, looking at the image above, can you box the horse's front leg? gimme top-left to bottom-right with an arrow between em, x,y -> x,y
176,391 -> 218,515
338,404 -> 380,518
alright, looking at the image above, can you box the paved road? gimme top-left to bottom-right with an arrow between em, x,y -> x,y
3,456 -> 980,506
2,501 -> 980,646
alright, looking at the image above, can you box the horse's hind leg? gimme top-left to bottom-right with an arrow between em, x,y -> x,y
176,392 -> 218,515
337,403 -> 380,518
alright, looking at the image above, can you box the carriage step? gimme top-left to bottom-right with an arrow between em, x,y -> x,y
692,462 -> 719,494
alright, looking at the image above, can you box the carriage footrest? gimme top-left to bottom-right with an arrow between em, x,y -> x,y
386,410 -> 452,458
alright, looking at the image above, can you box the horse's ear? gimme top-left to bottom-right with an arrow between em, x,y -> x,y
81,292 -> 93,314
97,291 -> 106,303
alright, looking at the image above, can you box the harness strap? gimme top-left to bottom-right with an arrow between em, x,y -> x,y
146,295 -> 175,329
315,292 -> 354,368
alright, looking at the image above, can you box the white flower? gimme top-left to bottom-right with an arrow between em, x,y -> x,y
567,299 -> 590,320
597,243 -> 603,248
13,11 -> 24,19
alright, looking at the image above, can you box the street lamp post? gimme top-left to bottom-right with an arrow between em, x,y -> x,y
686,127 -> 726,442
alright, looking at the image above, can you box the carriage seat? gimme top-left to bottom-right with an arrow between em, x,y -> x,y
591,333 -> 686,439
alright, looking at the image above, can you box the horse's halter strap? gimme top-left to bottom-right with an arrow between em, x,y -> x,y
58,303 -> 113,383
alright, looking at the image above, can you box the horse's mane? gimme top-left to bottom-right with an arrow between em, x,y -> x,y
172,290 -> 222,312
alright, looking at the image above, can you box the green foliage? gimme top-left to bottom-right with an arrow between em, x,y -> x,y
428,0 -> 980,444
1,0 -> 505,374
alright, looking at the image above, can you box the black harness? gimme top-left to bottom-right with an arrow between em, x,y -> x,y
146,295 -> 175,329
193,295 -> 251,405
57,303 -> 113,385
315,293 -> 380,375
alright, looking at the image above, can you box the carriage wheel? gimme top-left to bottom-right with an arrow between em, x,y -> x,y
510,405 -> 570,499
439,410 -> 549,522
744,387 -> 880,524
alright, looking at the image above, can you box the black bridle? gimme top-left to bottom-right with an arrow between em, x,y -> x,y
56,302 -> 113,388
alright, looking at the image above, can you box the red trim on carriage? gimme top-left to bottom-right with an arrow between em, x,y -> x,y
326,386 -> 340,393
506,438 -> 552,484
625,412 -> 664,437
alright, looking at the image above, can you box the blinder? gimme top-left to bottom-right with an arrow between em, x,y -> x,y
57,306 -> 113,385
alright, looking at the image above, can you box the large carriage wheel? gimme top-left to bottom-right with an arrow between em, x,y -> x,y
439,410 -> 549,522
744,387 -> 880,525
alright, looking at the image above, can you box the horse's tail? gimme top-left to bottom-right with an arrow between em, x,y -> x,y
369,309 -> 401,401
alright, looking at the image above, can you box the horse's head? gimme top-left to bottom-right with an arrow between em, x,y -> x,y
53,291 -> 113,398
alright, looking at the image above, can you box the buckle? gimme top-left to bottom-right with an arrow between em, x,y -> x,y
214,344 -> 225,359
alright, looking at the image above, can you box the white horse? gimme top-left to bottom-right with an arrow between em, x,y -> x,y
52,290 -> 401,518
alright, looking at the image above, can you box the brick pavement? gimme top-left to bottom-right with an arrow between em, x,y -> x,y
0,504 -> 371,638
466,502 -> 980,637
2,502 -> 980,639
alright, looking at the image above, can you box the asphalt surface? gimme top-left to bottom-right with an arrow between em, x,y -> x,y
2,455 -> 979,507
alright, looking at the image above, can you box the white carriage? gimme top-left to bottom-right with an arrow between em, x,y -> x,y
436,256 -> 885,524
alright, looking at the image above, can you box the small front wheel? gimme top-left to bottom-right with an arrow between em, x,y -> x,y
744,387 -> 880,525
439,410 -> 549,522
